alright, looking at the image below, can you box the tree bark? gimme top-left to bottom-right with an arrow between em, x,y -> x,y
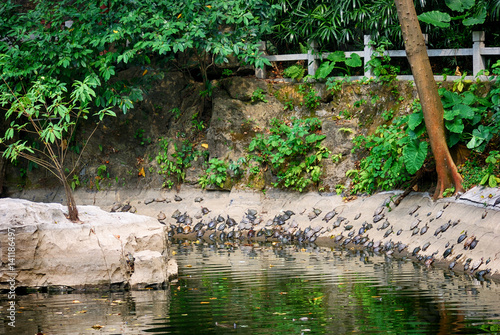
59,168 -> 79,222
394,0 -> 464,199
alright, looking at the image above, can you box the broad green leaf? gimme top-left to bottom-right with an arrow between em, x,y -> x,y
315,62 -> 335,79
403,141 -> 428,174
408,112 -> 423,130
326,51 -> 346,63
445,0 -> 475,12
418,11 -> 451,28
489,175 -> 498,188
463,9 -> 486,25
455,104 -> 474,119
345,53 -> 362,68
445,118 -> 464,133
443,108 -> 460,120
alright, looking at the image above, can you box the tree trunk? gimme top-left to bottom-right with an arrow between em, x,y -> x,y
59,168 -> 80,222
394,0 -> 464,199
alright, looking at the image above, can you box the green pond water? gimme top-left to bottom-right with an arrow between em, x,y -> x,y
2,240 -> 500,334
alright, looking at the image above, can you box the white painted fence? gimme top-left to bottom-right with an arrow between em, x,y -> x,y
255,31 -> 500,81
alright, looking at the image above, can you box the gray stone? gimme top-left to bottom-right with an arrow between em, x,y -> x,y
0,198 -> 176,290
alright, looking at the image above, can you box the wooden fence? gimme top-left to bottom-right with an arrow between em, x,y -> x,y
255,31 -> 500,81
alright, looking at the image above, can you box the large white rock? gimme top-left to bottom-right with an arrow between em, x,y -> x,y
0,198 -> 176,290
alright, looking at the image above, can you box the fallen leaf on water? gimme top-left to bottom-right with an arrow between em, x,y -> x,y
394,309 -> 404,312
201,143 -> 208,149
138,167 -> 145,177
210,297 -> 217,300
72,300 -> 81,303
91,324 -> 104,330
186,264 -> 192,268
200,301 -> 210,304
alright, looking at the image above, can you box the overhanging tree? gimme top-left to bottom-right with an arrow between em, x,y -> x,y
393,0 -> 464,198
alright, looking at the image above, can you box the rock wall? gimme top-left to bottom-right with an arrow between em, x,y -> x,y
2,71 -> 421,194
0,198 -> 176,290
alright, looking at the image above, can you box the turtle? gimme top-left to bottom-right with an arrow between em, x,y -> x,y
209,233 -> 216,241
435,210 -> 444,220
434,226 -> 442,236
110,203 -> 122,212
412,246 -> 421,256
308,211 -> 319,221
440,221 -> 451,233
449,261 -> 456,270
174,195 -> 182,202
144,198 -> 155,205
194,197 -> 204,202
410,219 -> 421,230
396,229 -> 403,236
443,202 -> 450,209
463,236 -> 476,249
176,226 -> 183,234
322,210 -> 337,223
247,209 -> 258,216
121,202 -> 132,212
194,221 -> 204,232
354,213 -> 361,220
201,207 -> 211,215
451,219 -> 460,227
334,234 -> 344,243
384,226 -> 393,238
309,235 -> 318,243
227,229 -> 235,240
157,211 -> 167,222
373,214 -> 385,223
207,219 -> 217,230
196,229 -> 205,239
171,209 -> 181,219
457,231 -> 467,243
374,205 -> 385,217
470,258 -> 484,273
219,231 -> 226,241
377,220 -> 390,230
398,243 -> 407,253
284,210 -> 295,216
469,239 -> 479,250
420,224 -> 429,235
217,222 -> 226,231
443,247 -> 453,258
217,215 -> 225,223
155,197 -> 167,203
476,269 -> 490,278
422,242 -> 431,251
227,216 -> 237,227
411,227 -> 420,236
345,225 -> 353,231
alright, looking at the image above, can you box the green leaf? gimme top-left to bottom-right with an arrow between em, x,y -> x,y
326,51 -> 346,63
407,112 -> 423,130
403,141 -> 428,175
455,104 -> 474,119
463,9 -> 486,26
489,175 -> 498,188
445,0 -> 475,12
418,11 -> 451,27
315,62 -> 335,79
480,174 -> 489,185
345,53 -> 362,68
445,118 -> 464,133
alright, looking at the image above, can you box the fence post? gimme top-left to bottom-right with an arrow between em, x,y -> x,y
308,40 -> 318,77
364,35 -> 373,78
255,41 -> 267,79
472,31 -> 485,77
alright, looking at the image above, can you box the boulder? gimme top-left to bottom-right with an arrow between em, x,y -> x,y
0,198 -> 176,290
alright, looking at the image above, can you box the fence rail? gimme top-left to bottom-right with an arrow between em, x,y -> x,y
255,31 -> 500,81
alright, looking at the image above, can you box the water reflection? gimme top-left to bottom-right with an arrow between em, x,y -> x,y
1,241 -> 500,334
